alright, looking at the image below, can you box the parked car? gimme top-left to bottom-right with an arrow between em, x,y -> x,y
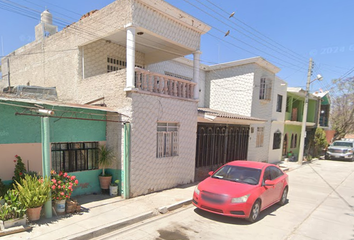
326,140 -> 354,161
192,161 -> 289,222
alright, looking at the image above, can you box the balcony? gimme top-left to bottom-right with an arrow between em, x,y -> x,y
134,68 -> 196,100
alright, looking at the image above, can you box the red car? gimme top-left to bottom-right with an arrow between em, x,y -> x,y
193,161 -> 289,222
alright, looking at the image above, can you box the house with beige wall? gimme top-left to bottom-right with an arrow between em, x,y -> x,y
1,0 -> 288,197
1,0 -> 211,197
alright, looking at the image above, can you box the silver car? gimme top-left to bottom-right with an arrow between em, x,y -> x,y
326,141 -> 354,161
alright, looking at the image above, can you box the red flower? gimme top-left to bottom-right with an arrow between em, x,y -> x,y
13,160 -> 17,163
52,185 -> 56,190
52,179 -> 56,183
74,180 -> 79,185
15,155 -> 18,158
66,195 -> 69,198
64,172 -> 68,177
59,171 -> 63,176
60,192 -> 64,196
71,176 -> 76,180
19,172 -> 23,176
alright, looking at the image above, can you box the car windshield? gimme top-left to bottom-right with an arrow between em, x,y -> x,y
332,142 -> 353,147
212,165 -> 261,185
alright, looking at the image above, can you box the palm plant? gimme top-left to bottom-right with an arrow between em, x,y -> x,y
98,145 -> 115,176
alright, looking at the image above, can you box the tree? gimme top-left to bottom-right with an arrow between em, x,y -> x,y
312,128 -> 328,157
330,77 -> 354,140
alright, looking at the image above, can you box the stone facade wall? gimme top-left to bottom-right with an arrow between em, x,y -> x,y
129,93 -> 197,197
82,40 -> 145,79
133,3 -> 201,50
205,64 -> 255,115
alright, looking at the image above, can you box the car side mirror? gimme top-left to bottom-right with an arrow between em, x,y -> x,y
264,180 -> 275,186
208,171 -> 214,176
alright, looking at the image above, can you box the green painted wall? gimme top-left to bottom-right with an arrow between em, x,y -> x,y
0,101 -> 106,144
284,124 -> 302,158
307,99 -> 317,123
71,169 -> 122,196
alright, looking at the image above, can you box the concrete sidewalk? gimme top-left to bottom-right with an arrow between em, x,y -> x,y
3,183 -> 196,240
2,160 -> 304,240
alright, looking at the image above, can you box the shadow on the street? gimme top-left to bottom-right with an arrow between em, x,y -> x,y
193,200 -> 289,225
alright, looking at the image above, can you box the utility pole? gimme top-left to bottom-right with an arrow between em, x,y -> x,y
298,58 -> 313,164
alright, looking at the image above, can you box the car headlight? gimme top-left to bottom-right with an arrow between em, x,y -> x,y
194,186 -> 200,195
231,194 -> 250,203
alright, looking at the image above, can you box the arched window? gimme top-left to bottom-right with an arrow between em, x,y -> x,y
294,134 -> 298,148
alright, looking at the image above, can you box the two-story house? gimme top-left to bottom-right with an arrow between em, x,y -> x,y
1,0 -> 211,197
1,0 -> 289,197
283,87 -> 321,160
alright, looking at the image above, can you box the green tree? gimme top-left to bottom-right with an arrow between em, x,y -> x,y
312,128 -> 328,157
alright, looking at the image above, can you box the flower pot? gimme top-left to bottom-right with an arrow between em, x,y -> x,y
109,185 -> 118,196
55,199 -> 66,215
0,215 -> 27,230
99,175 -> 112,190
27,206 -> 42,221
66,199 -> 77,214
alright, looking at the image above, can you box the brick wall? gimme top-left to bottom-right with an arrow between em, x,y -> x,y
205,64 -> 255,116
129,93 -> 197,197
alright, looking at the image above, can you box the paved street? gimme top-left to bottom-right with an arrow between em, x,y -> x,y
98,160 -> 354,240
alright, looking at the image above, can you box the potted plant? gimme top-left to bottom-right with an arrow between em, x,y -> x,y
0,189 -> 27,230
109,180 -> 119,196
50,170 -> 79,215
98,145 -> 115,190
14,175 -> 51,221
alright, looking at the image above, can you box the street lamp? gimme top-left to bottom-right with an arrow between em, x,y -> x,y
298,58 -> 323,164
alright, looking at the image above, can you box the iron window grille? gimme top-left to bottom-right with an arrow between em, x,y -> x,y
51,142 -> 99,173
157,122 -> 179,158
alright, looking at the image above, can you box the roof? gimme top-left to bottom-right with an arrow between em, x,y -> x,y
287,87 -> 319,100
313,91 -> 330,98
198,108 -> 266,124
0,95 -> 119,114
206,56 -> 280,74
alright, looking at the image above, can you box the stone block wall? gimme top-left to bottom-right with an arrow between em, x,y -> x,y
205,64 -> 256,116
129,93 -> 197,197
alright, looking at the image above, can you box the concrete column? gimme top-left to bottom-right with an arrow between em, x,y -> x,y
41,117 -> 52,218
193,50 -> 201,100
125,25 -> 136,91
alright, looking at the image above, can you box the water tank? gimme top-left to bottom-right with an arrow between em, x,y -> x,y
41,10 -> 52,24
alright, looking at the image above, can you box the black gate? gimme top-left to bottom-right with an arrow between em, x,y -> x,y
195,123 -> 249,181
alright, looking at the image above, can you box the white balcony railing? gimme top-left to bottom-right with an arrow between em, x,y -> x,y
135,68 -> 195,100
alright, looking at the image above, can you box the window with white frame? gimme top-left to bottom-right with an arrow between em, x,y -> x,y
259,78 -> 272,100
157,122 -> 179,158
256,127 -> 264,147
107,57 -> 144,73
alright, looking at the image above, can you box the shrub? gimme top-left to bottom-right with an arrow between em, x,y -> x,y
12,155 -> 27,184
0,189 -> 26,221
14,175 -> 51,208
50,170 -> 79,201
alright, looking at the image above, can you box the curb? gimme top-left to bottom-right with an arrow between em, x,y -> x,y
68,198 -> 193,240
68,211 -> 156,240
158,198 -> 193,213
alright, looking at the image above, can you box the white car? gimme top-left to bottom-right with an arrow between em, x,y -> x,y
326,141 -> 354,161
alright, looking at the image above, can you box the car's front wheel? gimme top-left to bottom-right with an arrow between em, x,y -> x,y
247,200 -> 261,223
278,187 -> 288,206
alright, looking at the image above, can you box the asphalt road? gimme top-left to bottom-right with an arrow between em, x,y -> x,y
97,160 -> 354,240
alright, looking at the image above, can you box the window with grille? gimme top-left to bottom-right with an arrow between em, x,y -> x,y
107,57 -> 144,73
157,122 -> 179,158
259,78 -> 272,100
51,142 -> 99,173
256,127 -> 264,148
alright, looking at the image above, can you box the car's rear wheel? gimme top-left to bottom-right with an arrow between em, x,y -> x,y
278,187 -> 288,206
247,200 -> 261,223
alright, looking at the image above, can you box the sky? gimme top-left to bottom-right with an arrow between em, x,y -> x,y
0,0 -> 353,93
